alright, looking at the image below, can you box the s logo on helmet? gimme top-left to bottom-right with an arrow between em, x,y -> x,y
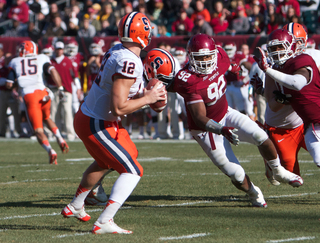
151,57 -> 164,70
142,17 -> 150,31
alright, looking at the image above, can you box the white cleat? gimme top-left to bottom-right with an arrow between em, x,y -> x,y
248,184 -> 267,208
85,184 -> 108,206
92,219 -> 133,234
265,163 -> 280,186
273,166 -> 303,187
61,204 -> 91,222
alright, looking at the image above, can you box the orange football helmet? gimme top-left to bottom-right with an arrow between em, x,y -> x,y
283,23 -> 308,54
143,48 -> 176,83
19,40 -> 38,57
118,12 -> 152,49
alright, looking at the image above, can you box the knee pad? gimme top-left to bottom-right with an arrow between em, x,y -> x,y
221,162 -> 245,183
252,128 -> 268,146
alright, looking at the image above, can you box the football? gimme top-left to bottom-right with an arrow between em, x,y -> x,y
146,78 -> 167,113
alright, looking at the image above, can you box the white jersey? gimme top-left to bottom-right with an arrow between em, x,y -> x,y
81,44 -> 144,121
305,48 -> 320,68
9,54 -> 51,96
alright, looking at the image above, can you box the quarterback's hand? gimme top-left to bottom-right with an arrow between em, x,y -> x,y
250,73 -> 264,95
229,62 -> 241,74
221,126 -> 239,146
253,47 -> 270,72
273,90 -> 290,104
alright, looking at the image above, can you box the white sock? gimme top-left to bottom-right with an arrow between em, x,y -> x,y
266,156 -> 281,170
98,173 -> 140,223
71,185 -> 91,210
139,126 -> 144,136
178,121 -> 184,137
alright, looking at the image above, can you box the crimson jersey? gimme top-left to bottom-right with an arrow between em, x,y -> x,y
173,46 -> 230,130
274,53 -> 320,126
225,51 -> 255,83
87,55 -> 104,92
68,53 -> 84,75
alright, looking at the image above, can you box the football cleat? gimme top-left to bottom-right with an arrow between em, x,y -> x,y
61,204 -> 91,222
248,184 -> 267,208
265,162 -> 280,186
49,150 -> 57,165
92,219 -> 133,234
57,139 -> 69,154
273,165 -> 303,187
85,184 -> 108,206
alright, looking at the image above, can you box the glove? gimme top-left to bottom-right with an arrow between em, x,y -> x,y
221,126 -> 239,146
250,73 -> 264,95
273,90 -> 289,104
253,47 -> 270,72
229,62 -> 241,74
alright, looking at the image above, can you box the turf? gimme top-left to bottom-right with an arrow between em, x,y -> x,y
0,139 -> 319,243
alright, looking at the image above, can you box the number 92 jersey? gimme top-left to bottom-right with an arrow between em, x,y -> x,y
81,43 -> 144,121
9,54 -> 50,96
173,46 -> 230,131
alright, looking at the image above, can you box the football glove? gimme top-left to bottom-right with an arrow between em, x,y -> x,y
229,62 -> 241,74
250,73 -> 264,95
221,126 -> 239,146
253,47 -> 270,72
273,90 -> 290,104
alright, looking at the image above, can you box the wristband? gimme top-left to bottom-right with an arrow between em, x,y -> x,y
58,86 -> 64,91
205,119 -> 223,135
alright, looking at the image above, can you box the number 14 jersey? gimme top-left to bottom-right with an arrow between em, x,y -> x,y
173,46 -> 230,131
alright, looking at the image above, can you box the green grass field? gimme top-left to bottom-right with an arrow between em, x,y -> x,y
0,138 -> 319,243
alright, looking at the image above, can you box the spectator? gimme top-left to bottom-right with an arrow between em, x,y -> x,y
65,17 -> 79,36
210,1 -> 230,35
266,4 -> 283,34
171,9 -> 194,36
49,41 -> 77,141
299,0 -> 319,34
27,22 -> 41,43
7,0 -> 29,24
48,3 -> 65,24
148,0 -> 166,26
190,0 -> 211,23
228,6 -> 250,35
137,2 -> 158,37
0,0 -> 7,21
114,0 -> 130,19
157,25 -> 171,37
191,14 -> 213,37
78,17 -> 96,38
248,3 -> 265,34
44,14 -> 66,37
3,18 -> 28,37
99,3 -> 116,28
181,0 -> 194,17
86,7 -> 102,32
276,0 -> 301,21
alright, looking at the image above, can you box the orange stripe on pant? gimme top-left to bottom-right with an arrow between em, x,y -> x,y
23,89 -> 51,130
267,124 -> 307,175
74,109 -> 143,176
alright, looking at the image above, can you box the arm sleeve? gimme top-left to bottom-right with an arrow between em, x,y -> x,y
43,62 -> 52,76
7,69 -> 16,82
265,68 -> 307,91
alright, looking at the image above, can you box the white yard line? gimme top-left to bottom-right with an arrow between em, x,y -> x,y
266,236 -> 316,242
159,233 -> 211,240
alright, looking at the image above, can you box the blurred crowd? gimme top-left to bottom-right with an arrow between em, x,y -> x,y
0,0 -> 320,41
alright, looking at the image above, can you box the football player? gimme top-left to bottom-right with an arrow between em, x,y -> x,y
6,40 -> 69,164
61,12 -> 166,234
255,28 -> 320,171
172,34 -> 303,206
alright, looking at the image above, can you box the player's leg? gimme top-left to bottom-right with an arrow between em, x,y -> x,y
304,123 -> 320,167
226,107 -> 303,187
62,92 -> 75,141
190,129 -> 267,207
0,91 -> 9,136
24,91 -> 58,164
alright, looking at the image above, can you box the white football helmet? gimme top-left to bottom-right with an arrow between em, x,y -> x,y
41,44 -> 54,58
223,42 -> 237,59
65,39 -> 78,57
172,46 -> 187,66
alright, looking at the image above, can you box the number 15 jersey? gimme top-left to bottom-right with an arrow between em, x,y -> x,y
173,46 -> 230,131
81,44 -> 144,122
9,54 -> 51,96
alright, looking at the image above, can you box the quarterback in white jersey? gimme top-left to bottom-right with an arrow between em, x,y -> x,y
61,12 -> 166,234
6,40 -> 69,165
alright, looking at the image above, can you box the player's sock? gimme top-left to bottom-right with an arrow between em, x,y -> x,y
266,156 -> 281,170
139,126 -> 144,136
52,127 -> 64,143
97,173 -> 140,223
71,184 -> 91,210
41,140 -> 52,153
